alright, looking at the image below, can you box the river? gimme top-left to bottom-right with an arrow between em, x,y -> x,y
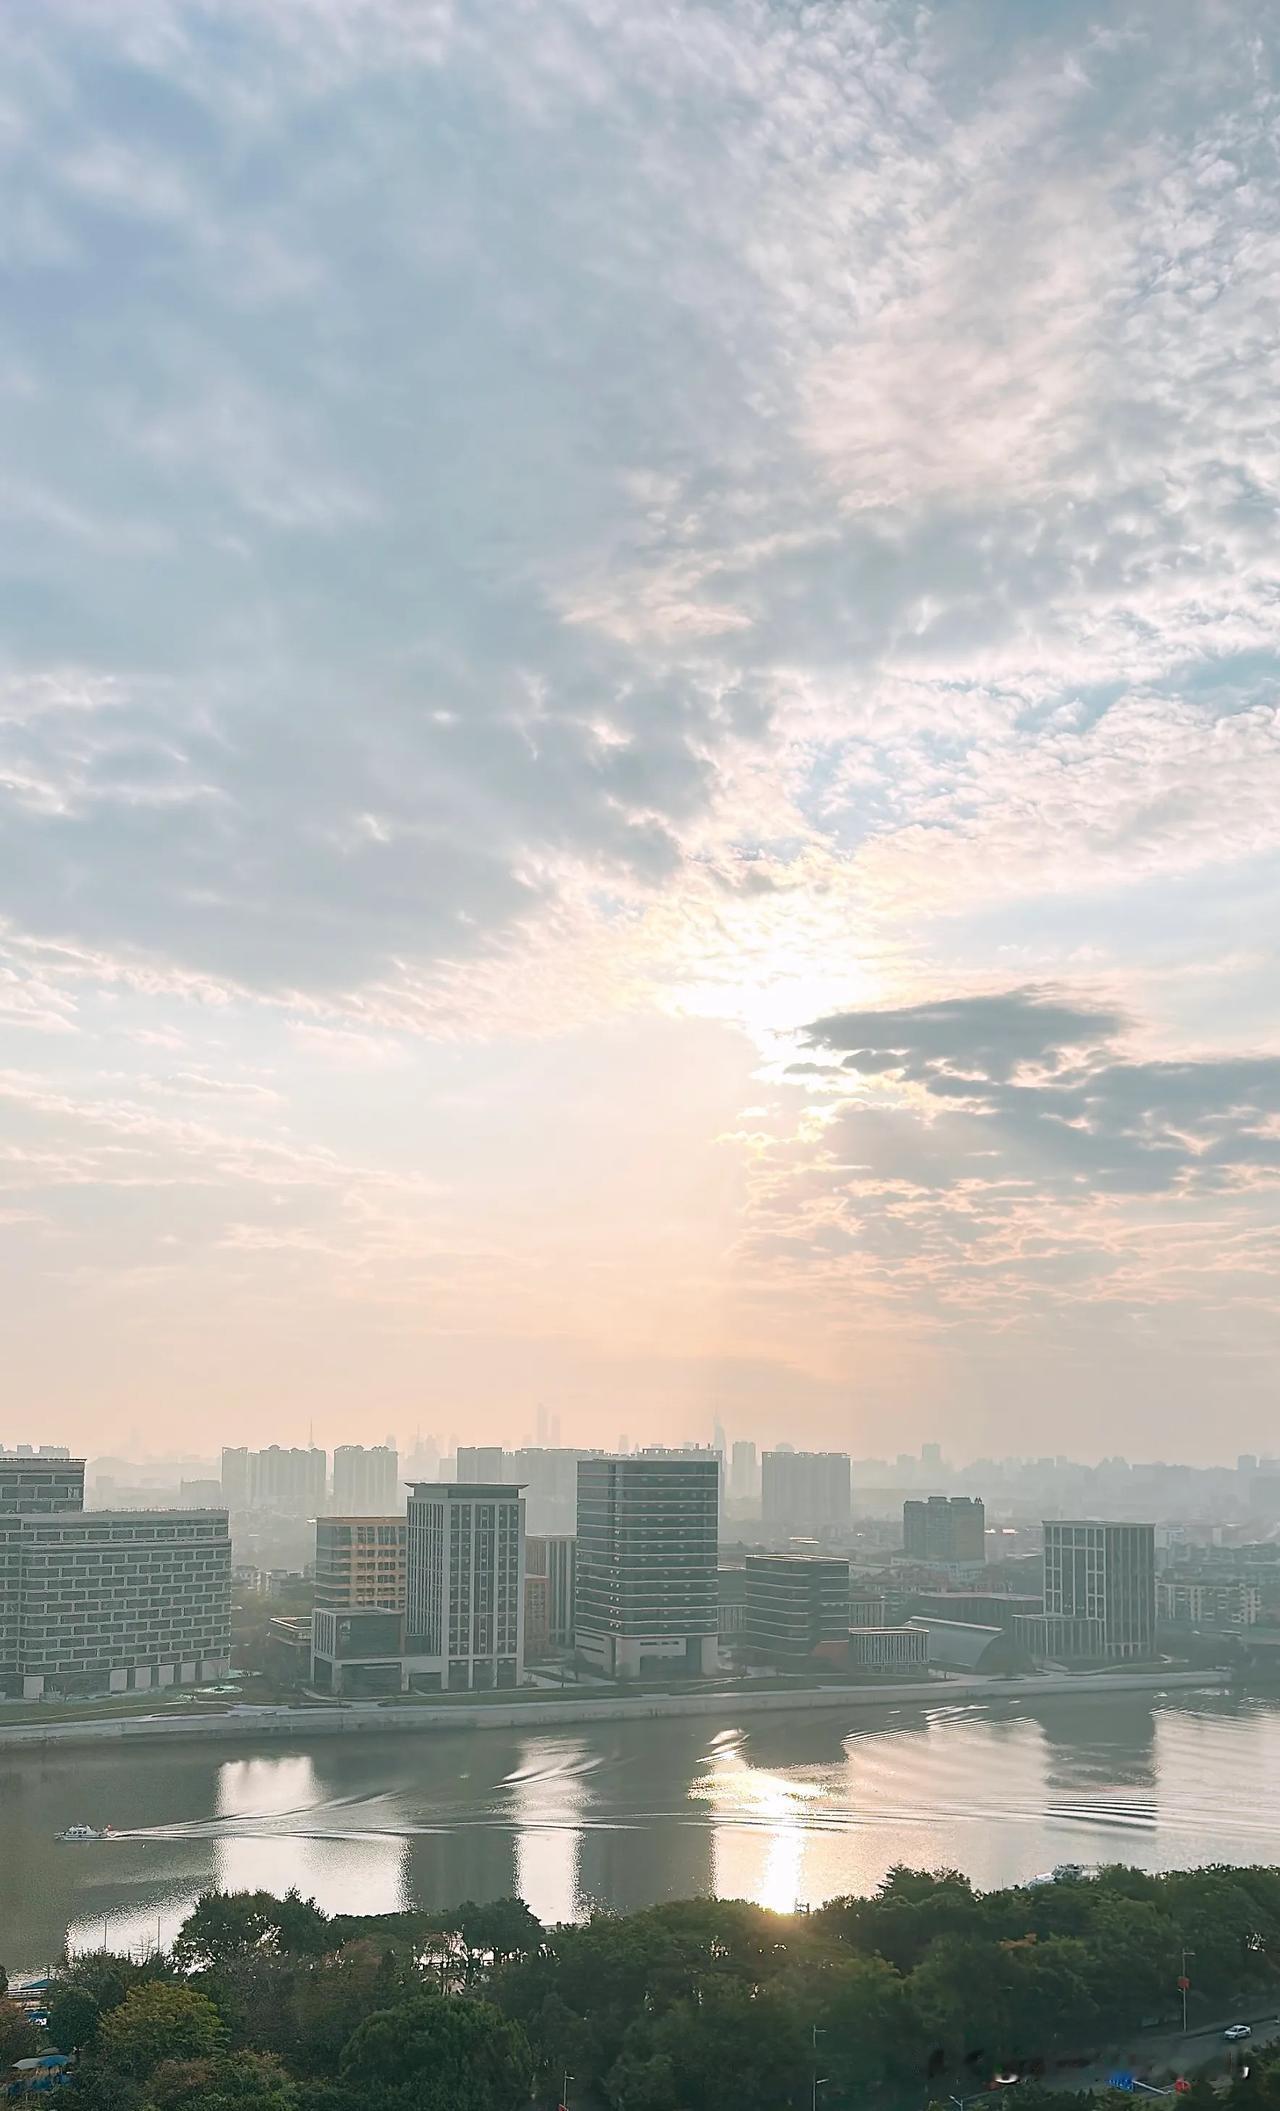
6,1689 -> 1280,1972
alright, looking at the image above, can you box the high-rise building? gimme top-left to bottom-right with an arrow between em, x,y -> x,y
744,1553 -> 850,1664
405,1481 -> 524,1691
220,1446 -> 250,1509
761,1451 -> 852,1536
730,1440 -> 758,1503
456,1445 -> 504,1484
1043,1520 -> 1156,1661
575,1453 -> 719,1679
221,1445 -> 327,1518
0,1455 -> 85,1515
525,1533 -> 576,1648
314,1516 -> 407,1612
332,1444 -> 399,1515
903,1495 -> 986,1568
921,1443 -> 943,1469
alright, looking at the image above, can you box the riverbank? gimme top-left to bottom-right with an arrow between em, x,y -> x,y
0,1666 -> 1226,1749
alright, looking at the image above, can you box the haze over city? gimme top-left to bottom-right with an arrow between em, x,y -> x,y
3,0 -> 1280,1460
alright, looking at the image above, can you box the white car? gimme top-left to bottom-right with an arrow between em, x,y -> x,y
1224,2026 -> 1252,2042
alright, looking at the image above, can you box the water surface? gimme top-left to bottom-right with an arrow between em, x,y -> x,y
5,1690 -> 1280,1971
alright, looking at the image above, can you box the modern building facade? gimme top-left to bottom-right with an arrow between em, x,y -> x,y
311,1607 -> 422,1696
761,1451 -> 852,1536
0,1455 -> 85,1515
524,1571 -> 551,1658
331,1445 -> 400,1516
1042,1520 -> 1156,1661
744,1553 -> 850,1664
314,1516 -> 407,1613
8,1509 -> 231,1699
849,1589 -> 889,1628
525,1533 -> 576,1648
847,1626 -> 929,1673
1010,1609 -> 1105,1664
903,1495 -> 986,1568
405,1481 -> 524,1690
575,1453 -> 719,1679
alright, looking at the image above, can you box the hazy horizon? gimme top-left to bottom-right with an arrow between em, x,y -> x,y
3,1 -> 1279,1461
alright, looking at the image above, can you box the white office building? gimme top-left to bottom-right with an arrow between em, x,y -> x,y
406,1481 -> 524,1691
1043,1520 -> 1156,1661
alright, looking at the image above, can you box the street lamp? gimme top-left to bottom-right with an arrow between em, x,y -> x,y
1179,1948 -> 1195,2036
561,2068 -> 574,2110
812,2025 -> 829,2111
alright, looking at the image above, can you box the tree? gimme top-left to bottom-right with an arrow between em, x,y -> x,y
647,1982 -> 809,2111
98,1982 -> 226,2078
605,2048 -> 679,2111
339,1992 -> 533,2110
147,2050 -> 300,2111
174,1894 -> 280,1971
272,1893 -> 333,1959
47,1983 -> 103,2051
59,1951 -> 154,2014
0,1996 -> 42,2067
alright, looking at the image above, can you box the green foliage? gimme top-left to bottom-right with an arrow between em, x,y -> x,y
46,1983 -> 103,2050
0,1996 -> 42,2066
175,1891 -> 333,1972
98,1981 -> 227,2078
146,2050 -> 301,2111
339,1991 -> 533,2110
142,1863 -> 1280,2111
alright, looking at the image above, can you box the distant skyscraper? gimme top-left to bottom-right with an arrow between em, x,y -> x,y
1043,1520 -> 1155,1661
405,1481 -> 524,1690
575,1454 -> 718,1679
921,1442 -> 942,1468
332,1444 -> 399,1515
903,1495 -> 985,1568
730,1440 -> 758,1503
761,1451 -> 851,1536
713,1417 -> 728,1462
220,1446 -> 250,1509
456,1444 -> 504,1483
222,1445 -> 326,1518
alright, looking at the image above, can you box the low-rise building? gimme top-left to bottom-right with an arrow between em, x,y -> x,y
311,1607 -> 426,1696
849,1589 -> 889,1628
1010,1610 -> 1105,1664
846,1627 -> 929,1673
905,1616 -> 1030,1674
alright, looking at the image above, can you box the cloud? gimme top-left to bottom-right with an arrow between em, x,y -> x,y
3,0 -> 1280,1446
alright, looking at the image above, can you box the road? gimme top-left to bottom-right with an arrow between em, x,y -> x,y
1044,2006 -> 1280,2094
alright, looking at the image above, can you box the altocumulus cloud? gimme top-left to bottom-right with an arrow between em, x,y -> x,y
0,0 -> 1279,1443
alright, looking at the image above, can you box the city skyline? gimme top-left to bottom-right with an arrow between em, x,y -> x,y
3,2 -> 1280,1458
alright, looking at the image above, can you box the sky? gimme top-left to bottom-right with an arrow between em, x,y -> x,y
2,0 -> 1279,1463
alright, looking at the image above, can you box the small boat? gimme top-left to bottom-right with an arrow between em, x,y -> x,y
54,1823 -> 117,1843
